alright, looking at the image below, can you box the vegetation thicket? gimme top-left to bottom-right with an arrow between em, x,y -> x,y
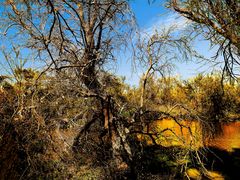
0,0 -> 239,179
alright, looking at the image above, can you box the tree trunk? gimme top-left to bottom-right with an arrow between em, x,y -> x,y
78,54 -> 132,172
102,96 -> 131,172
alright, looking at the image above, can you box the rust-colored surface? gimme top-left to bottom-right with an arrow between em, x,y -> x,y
139,119 -> 240,152
207,121 -> 240,152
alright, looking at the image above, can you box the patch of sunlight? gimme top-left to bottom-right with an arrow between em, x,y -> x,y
138,118 -> 203,149
186,168 -> 201,180
138,118 -> 240,152
206,171 -> 224,180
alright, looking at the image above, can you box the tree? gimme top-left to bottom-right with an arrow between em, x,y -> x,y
1,0 -> 135,174
134,28 -> 195,113
169,0 -> 240,78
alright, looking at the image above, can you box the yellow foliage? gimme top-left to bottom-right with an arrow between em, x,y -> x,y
206,171 -> 224,180
186,168 -> 201,180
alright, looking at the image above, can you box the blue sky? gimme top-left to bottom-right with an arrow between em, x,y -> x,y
115,0 -> 220,86
0,0 -> 221,86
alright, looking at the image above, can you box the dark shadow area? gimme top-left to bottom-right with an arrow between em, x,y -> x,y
129,143 -> 184,179
200,147 -> 240,179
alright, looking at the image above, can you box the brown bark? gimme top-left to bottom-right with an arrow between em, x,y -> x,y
102,96 -> 131,171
